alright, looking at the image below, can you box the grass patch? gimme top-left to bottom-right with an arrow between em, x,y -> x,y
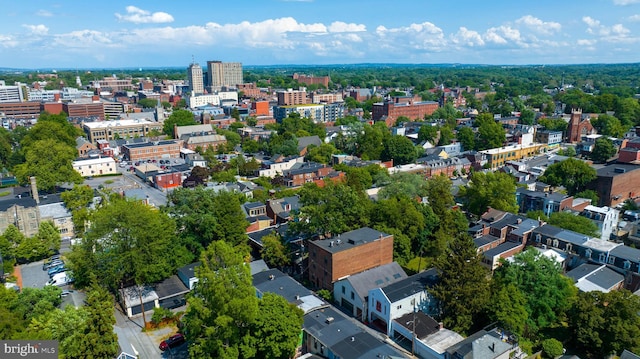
404,256 -> 433,275
104,180 -> 114,184
0,191 -> 10,197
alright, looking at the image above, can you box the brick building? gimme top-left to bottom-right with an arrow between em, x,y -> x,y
292,73 -> 330,88
122,140 -> 182,162
566,109 -> 596,143
237,83 -> 264,98
251,101 -> 270,116
277,89 -> 308,106
618,137 -> 640,164
0,101 -> 41,119
64,100 -> 105,119
587,164 -> 640,207
372,97 -> 439,127
308,227 -> 394,291
82,119 -> 163,144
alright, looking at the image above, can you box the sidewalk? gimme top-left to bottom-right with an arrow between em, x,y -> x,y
12,264 -> 23,289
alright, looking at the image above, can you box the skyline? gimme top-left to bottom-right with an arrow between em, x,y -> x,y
1,1 -> 640,69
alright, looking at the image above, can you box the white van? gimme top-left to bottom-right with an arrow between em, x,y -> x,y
46,272 -> 73,286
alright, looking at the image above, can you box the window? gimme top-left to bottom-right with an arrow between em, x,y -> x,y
397,305 -> 402,310
599,253 -> 606,263
376,301 -> 381,312
608,256 -> 615,265
341,286 -> 345,294
586,249 -> 592,259
536,234 -> 542,243
351,292 -> 354,300
552,239 -> 559,248
624,260 -> 631,270
566,243 -> 573,253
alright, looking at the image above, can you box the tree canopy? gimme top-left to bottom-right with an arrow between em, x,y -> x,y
13,139 -> 83,191
163,109 -> 197,137
538,158 -> 597,196
459,171 -> 518,216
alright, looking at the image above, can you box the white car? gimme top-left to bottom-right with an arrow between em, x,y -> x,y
46,272 -> 74,286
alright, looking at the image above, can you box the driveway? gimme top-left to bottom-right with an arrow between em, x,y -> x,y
113,306 -> 176,358
20,260 -> 53,289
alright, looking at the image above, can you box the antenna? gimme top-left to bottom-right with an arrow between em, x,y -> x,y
191,55 -> 195,65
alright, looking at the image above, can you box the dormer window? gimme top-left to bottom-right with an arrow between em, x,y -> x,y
599,253 -> 606,263
624,260 -> 631,270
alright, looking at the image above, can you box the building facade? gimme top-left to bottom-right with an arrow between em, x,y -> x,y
308,227 -> 394,291
187,62 -> 205,95
372,98 -> 439,127
122,140 -> 183,162
480,143 -> 547,170
207,61 -> 243,89
82,119 -> 163,144
72,157 -> 117,177
277,89 -> 308,106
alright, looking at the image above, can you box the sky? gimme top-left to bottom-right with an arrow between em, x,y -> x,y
1,0 -> 640,69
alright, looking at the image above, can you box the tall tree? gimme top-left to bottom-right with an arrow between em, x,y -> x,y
456,126 -> 475,152
163,109 -> 197,137
548,211 -> 599,237
381,135 -> 418,165
184,241 -> 258,359
431,234 -> 491,335
166,187 -> 249,254
493,249 -> 577,339
475,113 -> 506,150
250,293 -> 304,359
590,137 -> 617,163
459,171 -> 518,216
76,280 -> 120,358
261,233 -> 290,269
591,114 -> 627,138
13,139 -> 83,191
538,158 -> 596,196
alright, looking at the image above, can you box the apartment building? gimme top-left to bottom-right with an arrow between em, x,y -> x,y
122,140 -> 182,162
207,61 -> 243,89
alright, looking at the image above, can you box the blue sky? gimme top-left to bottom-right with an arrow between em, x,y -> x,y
1,0 -> 640,69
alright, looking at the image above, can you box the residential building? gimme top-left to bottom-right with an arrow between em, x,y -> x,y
265,196 -> 301,223
310,93 -> 342,104
75,137 -> 97,158
480,143 -> 547,170
253,268 -> 325,314
580,205 -> 619,241
368,268 -> 440,336
372,97 -> 439,127
516,188 -> 573,216
274,104 -> 325,122
587,164 -> 640,207
277,89 -> 308,106
482,242 -> 525,270
293,73 -> 330,88
175,124 -> 228,151
177,262 -> 200,290
303,305 -> 408,359
535,130 -> 563,146
333,262 -> 407,321
256,156 -> 305,178
308,227 -> 394,291
207,61 -> 243,89
392,312 -> 464,359
566,263 -> 624,293
445,329 -> 521,359
187,62 -> 205,95
82,119 -> 163,144
72,157 -> 117,177
39,201 -> 74,239
122,140 -> 182,162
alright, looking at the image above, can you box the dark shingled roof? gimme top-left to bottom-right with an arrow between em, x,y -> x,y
393,311 -> 440,340
381,267 -> 438,303
311,227 -> 391,254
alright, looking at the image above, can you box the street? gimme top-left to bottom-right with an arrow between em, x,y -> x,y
113,306 -> 178,359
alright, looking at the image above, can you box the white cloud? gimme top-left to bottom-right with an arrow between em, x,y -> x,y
328,21 -> 366,33
451,27 -> 485,46
36,10 -> 53,17
52,30 -> 116,49
115,6 -> 174,24
613,0 -> 640,5
22,24 -> 49,35
484,25 -> 522,45
577,39 -> 597,46
0,34 -> 18,48
582,16 -> 633,42
629,14 -> 640,21
515,15 -> 561,35
373,22 -> 447,52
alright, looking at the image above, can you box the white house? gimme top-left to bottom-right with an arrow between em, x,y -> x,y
581,205 -> 619,241
333,262 -> 407,322
256,156 -> 304,178
368,268 -> 439,336
72,156 -> 116,177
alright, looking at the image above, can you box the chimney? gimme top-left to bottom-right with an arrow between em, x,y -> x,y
439,322 -> 444,330
29,176 -> 39,204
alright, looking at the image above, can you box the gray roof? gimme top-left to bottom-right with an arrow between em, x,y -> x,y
488,213 -> 521,230
532,224 -> 564,238
253,269 -> 314,304
154,275 -> 189,300
596,164 -> 640,178
473,235 -> 501,248
297,135 -> 322,152
566,264 -> 624,292
303,306 -> 405,359
510,219 -> 540,237
446,329 -> 514,359
174,124 -> 214,138
177,262 -> 201,280
556,230 -> 590,245
483,241 -> 522,259
381,267 -> 439,303
340,262 -> 407,301
311,227 -> 391,254
393,311 -> 440,340
38,202 -> 71,219
621,350 -> 640,359
249,259 -> 269,275
611,245 -> 640,262
123,140 -> 179,149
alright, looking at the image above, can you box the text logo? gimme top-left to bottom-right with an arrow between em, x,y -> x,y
1,341 -> 58,358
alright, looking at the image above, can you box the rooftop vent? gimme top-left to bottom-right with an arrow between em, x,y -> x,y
325,317 -> 334,324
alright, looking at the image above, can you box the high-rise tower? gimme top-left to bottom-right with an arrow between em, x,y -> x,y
187,62 -> 204,95
206,61 -> 243,90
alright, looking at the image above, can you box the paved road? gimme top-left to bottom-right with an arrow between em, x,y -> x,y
21,261 -> 52,289
113,306 -> 175,359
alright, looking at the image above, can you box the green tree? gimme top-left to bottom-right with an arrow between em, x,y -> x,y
75,280 -> 120,358
418,124 -> 439,144
590,137 -> 617,163
306,143 -> 339,164
137,98 -> 158,108
261,233 -> 290,269
163,109 -> 197,137
20,112 -> 82,149
432,234 -> 491,335
437,126 -> 454,146
541,338 -> 564,359
291,182 -> 371,238
184,241 -> 258,359
519,108 -> 535,125
379,172 -> 428,201
68,197 -> 179,292
591,114 -> 627,138
568,290 -> 640,357
493,249 -> 577,338
36,221 -> 61,255
381,135 -> 417,165
459,171 -> 518,216
574,189 -> 599,205
548,212 -> 599,237
476,113 -> 506,150
356,123 -> 389,160
456,126 -> 475,152
13,139 -> 83,191
61,185 -> 94,211
490,284 -> 528,338
538,158 -> 597,196
251,293 -> 304,359
538,118 -> 568,133
166,187 -> 249,255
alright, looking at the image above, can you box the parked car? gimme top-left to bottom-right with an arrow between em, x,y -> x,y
60,289 -> 74,297
46,272 -> 74,286
159,333 -> 185,351
43,259 -> 64,270
48,265 -> 67,277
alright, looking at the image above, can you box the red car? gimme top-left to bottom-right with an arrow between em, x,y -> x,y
159,333 -> 185,351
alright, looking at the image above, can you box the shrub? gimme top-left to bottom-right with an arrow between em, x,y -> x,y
151,307 -> 175,325
542,338 -> 563,358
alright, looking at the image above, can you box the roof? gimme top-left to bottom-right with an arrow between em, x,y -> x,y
303,306 -> 405,359
621,350 -> 640,359
249,259 -> 269,275
154,275 -> 189,299
174,124 -> 214,138
556,230 -> 590,246
184,134 -> 226,145
596,164 -> 640,178
339,262 -> 407,301
123,140 -> 180,149
566,264 -> 624,292
446,329 -> 514,359
38,202 -> 71,219
421,328 -> 465,354
297,135 -> 322,152
510,219 -> 540,237
72,157 -> 116,166
253,269 -> 324,313
533,224 -> 564,238
610,244 -> 640,262
311,227 -> 391,254
177,262 -> 201,280
247,224 -> 291,247
473,235 -> 501,248
381,267 -> 439,303
393,311 -> 440,340
483,242 -> 522,259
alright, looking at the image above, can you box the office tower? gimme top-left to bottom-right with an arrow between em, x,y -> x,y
207,61 -> 243,89
187,62 -> 204,95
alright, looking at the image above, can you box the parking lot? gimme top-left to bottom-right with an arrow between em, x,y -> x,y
20,261 -> 53,289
